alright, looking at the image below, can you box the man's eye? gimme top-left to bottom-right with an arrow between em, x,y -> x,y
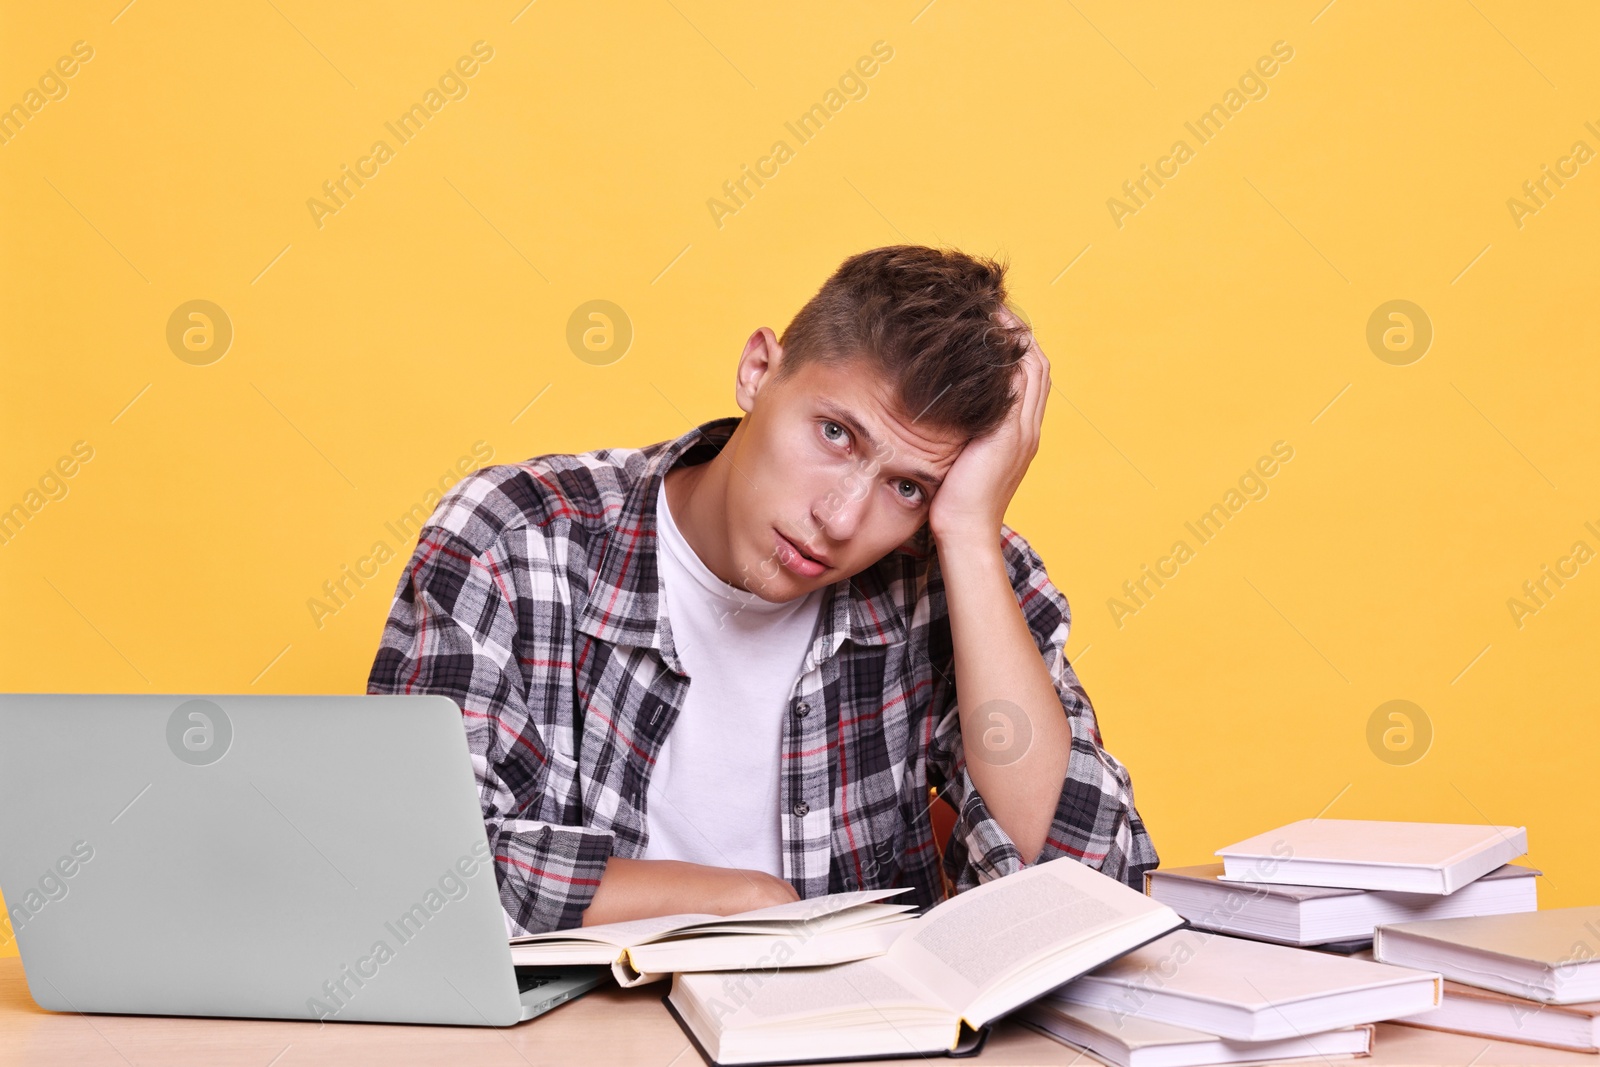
821,421 -> 846,443
894,479 -> 923,503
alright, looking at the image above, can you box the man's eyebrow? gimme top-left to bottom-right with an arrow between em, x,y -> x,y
818,402 -> 945,491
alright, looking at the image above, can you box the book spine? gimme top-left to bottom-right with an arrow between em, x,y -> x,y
1436,826 -> 1527,870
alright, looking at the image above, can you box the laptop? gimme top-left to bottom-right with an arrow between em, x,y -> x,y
0,693 -> 605,1025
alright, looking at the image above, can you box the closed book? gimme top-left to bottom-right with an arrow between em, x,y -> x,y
1215,819 -> 1528,894
1147,863 -> 1539,946
1050,929 -> 1442,1041
1392,979 -> 1600,1052
1375,907 -> 1600,1004
664,856 -> 1184,1065
1019,999 -> 1374,1067
510,889 -> 915,987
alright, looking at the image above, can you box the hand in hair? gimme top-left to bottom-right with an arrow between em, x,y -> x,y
926,307 -> 1051,545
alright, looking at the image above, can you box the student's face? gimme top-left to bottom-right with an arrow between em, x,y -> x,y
725,328 -> 966,602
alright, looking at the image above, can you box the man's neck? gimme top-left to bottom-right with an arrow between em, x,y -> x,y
663,446 -> 739,588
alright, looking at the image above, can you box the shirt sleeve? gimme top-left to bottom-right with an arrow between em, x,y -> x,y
365,526 -> 615,935
926,525 -> 1159,893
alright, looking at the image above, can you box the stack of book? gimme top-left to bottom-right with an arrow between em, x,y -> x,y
1375,906 -> 1600,1051
512,818 -> 1566,1065
1146,818 -> 1538,950
1019,819 -> 1534,1067
1020,927 -> 1442,1066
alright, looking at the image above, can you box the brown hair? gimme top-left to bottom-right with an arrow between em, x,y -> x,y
775,245 -> 1032,439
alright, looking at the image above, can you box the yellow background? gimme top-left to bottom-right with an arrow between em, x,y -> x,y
3,2 -> 1597,955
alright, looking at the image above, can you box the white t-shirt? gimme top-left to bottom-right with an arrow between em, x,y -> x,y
640,477 -> 825,877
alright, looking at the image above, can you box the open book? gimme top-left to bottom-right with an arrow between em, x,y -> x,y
665,856 -> 1184,1065
509,888 -> 917,987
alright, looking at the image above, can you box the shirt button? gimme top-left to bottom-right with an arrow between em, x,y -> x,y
792,801 -> 810,817
795,702 -> 810,718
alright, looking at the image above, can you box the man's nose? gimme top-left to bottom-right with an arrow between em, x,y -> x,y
812,483 -> 868,541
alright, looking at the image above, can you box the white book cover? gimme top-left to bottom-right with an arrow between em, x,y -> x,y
1392,979 -> 1600,1052
1375,906 -> 1600,1004
1214,819 -> 1527,894
1050,929 -> 1442,1041
1146,862 -> 1539,945
1020,999 -> 1374,1067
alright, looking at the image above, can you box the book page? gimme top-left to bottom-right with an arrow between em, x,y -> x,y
635,921 -> 907,980
662,902 -> 914,940
887,857 -> 1159,1013
508,887 -> 908,948
676,957 -> 947,1029
510,912 -> 717,947
692,887 -> 909,926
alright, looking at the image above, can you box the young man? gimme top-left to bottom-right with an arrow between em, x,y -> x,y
367,245 -> 1157,936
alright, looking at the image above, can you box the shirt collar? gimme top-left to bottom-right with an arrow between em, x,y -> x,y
574,417 -> 910,661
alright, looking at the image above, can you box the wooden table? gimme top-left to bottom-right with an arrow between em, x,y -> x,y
2,958 -> 1594,1066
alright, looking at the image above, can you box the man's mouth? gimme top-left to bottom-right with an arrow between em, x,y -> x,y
774,529 -> 830,577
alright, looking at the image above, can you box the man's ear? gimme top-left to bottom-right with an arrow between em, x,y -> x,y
734,327 -> 783,414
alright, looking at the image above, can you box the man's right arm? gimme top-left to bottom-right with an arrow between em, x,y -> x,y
367,522 -> 794,932
585,858 -> 796,925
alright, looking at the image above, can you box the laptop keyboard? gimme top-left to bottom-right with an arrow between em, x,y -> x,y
516,969 -> 563,994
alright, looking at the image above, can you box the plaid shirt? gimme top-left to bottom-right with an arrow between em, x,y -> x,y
366,417 -> 1157,935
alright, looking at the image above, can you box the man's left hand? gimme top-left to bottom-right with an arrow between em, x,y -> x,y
927,308 -> 1051,544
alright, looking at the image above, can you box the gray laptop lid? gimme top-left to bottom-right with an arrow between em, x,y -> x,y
0,693 -> 526,1026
